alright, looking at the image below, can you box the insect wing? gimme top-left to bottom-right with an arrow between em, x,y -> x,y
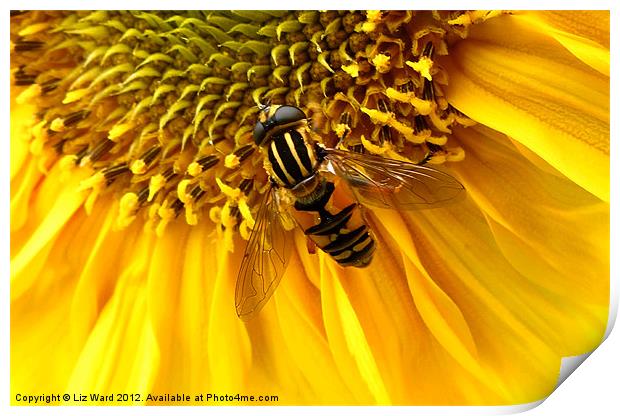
235,186 -> 292,320
324,148 -> 464,210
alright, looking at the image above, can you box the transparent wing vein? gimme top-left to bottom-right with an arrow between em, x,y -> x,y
325,148 -> 465,210
235,186 -> 292,320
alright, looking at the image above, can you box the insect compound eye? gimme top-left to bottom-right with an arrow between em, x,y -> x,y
273,105 -> 307,126
253,105 -> 277,146
253,120 -> 267,145
252,105 -> 306,146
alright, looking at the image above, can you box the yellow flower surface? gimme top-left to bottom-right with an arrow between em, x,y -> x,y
10,10 -> 609,406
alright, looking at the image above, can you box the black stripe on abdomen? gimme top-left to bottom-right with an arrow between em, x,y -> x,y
304,203 -> 355,236
324,225 -> 375,267
304,202 -> 376,268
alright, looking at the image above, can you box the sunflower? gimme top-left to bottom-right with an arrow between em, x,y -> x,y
10,10 -> 609,406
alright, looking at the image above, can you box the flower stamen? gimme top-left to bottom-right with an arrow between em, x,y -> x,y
11,10 -> 480,237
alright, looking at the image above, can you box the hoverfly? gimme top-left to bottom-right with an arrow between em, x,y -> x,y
235,104 -> 464,319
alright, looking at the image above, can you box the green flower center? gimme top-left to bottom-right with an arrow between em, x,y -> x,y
11,10 -> 492,240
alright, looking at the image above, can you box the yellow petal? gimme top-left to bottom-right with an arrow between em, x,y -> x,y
247,236 -> 355,404
325,224 -> 498,404
382,126 -> 608,402
373,209 -> 516,402
10,99 -> 36,179
66,267 -> 159,395
11,197 -> 135,399
69,199 -> 143,347
145,221 -> 194,394
451,124 -> 609,354
206,238 -> 252,392
389,204 -> 560,402
274,258 -> 355,403
11,165 -> 90,299
441,14 -> 609,201
320,237 -> 420,404
516,11 -> 609,75
11,274 -> 79,400
321,260 -> 391,405
10,157 -> 42,232
177,222 -> 216,391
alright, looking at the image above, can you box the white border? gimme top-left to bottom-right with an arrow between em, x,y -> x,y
3,2 -> 618,416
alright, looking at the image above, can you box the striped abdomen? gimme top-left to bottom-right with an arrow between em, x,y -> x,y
267,128 -> 318,188
293,179 -> 376,268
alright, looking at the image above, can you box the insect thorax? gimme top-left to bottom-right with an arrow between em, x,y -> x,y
266,126 -> 319,188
